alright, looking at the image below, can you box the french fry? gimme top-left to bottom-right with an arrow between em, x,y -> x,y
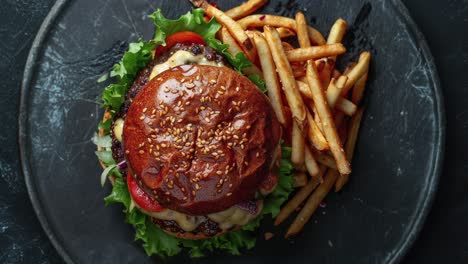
304,145 -> 321,178
277,27 -> 296,38
293,171 -> 308,188
351,69 -> 369,105
336,97 -> 357,116
342,52 -> 371,95
220,27 -> 263,77
225,0 -> 268,20
335,107 -> 365,191
252,32 -> 287,125
275,166 -> 325,225
327,18 -> 347,61
327,18 -> 348,44
291,120 -> 306,167
285,169 -> 339,237
306,111 -> 329,151
306,61 -> 351,174
326,78 -> 341,108
237,15 -> 326,44
326,75 -> 347,108
264,26 -> 306,124
195,0 -> 258,62
285,44 -> 346,62
298,80 -> 356,117
319,59 -> 333,88
295,12 -> 310,48
312,149 -> 337,170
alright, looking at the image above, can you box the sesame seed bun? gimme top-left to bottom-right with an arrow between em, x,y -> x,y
123,64 -> 282,215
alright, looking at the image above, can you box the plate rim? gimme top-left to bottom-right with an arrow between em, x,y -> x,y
18,0 -> 445,263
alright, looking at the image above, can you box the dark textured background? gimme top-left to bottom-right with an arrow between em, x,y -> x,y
0,0 -> 466,263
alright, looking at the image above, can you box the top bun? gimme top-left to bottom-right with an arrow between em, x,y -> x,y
123,64 -> 281,215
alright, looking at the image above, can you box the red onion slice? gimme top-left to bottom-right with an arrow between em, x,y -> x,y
117,159 -> 127,170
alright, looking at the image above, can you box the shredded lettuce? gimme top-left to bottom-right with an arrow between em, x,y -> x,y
97,8 -> 289,258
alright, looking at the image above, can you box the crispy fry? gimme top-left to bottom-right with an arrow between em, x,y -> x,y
306,61 -> 351,174
305,145 -> 321,178
237,15 -> 326,44
351,69 -> 369,105
293,171 -> 308,188
336,97 -> 357,116
199,0 -> 258,61
277,27 -> 296,38
306,111 -> 329,150
298,80 -> 356,117
327,18 -> 348,44
342,52 -> 371,95
285,44 -> 346,62
291,120 -> 306,167
312,149 -> 337,169
326,78 -> 341,108
225,0 -> 268,20
264,26 -> 306,124
275,166 -> 325,225
220,27 -> 263,77
295,12 -> 310,48
285,169 -> 339,237
327,18 -> 347,61
253,32 -> 287,125
335,107 -> 365,191
319,59 -> 333,88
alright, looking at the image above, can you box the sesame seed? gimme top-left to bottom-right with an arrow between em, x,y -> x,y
147,138 -> 152,143
164,88 -> 170,93
244,161 -> 249,165
139,150 -> 144,154
192,190 -> 196,196
139,116 -> 145,120
216,171 -> 223,175
165,191 -> 170,195
226,192 -> 232,196
220,85 -> 226,91
183,196 -> 187,200
142,107 -> 147,113
195,184 -> 201,190
125,150 -> 130,154
184,83 -> 195,89
217,90 -> 224,95
229,183 -> 233,188
209,79 -> 217,84
205,117 -> 210,122
256,152 -> 260,157
171,90 -> 178,94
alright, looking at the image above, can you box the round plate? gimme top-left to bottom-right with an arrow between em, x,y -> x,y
19,0 -> 444,263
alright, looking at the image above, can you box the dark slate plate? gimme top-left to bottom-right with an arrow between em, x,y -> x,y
19,0 -> 444,263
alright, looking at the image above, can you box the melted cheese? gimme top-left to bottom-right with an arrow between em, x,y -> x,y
149,50 -> 224,80
113,118 -> 124,142
135,199 -> 263,232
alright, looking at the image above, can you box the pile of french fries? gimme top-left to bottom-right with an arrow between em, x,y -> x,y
190,0 -> 370,238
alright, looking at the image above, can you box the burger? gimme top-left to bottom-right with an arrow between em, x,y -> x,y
95,9 -> 293,257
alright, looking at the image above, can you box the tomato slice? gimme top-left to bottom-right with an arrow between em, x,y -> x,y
127,171 -> 165,212
155,31 -> 206,56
